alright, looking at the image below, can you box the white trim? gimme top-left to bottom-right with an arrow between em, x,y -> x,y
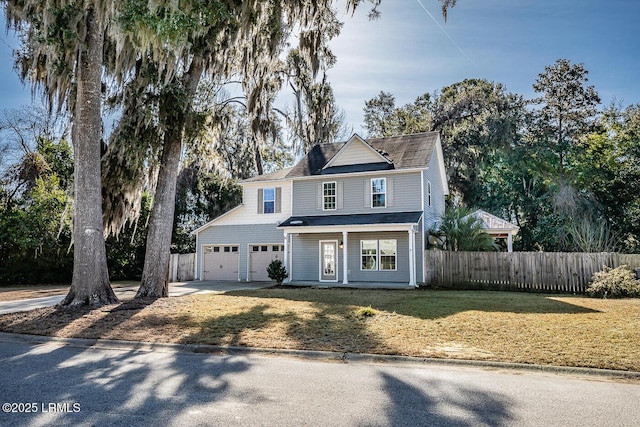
239,167 -> 294,184
371,177 -> 387,208
322,181 -> 338,211
319,240 -> 339,282
280,223 -> 417,234
420,170 -> 425,215
421,219 -> 426,284
283,233 -> 290,282
408,230 -> 416,287
200,244 -> 241,282
434,134 -> 450,196
289,167 -> 427,182
247,242 -> 285,281
360,239 -> 378,271
360,239 -> 397,272
342,231 -> 348,285
323,134 -> 392,170
192,204 -> 244,235
263,187 -> 276,214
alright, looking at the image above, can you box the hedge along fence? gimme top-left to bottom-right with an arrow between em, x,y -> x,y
424,251 -> 640,294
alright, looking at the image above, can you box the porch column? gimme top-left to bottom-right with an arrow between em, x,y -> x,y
342,231 -> 348,285
507,233 -> 513,253
283,232 -> 290,283
408,228 -> 416,287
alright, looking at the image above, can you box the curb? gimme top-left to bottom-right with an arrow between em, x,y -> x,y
1,332 -> 639,380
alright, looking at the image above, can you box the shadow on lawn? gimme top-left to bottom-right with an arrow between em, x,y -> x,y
176,300 -> 391,354
0,298 -> 157,339
224,288 -> 599,321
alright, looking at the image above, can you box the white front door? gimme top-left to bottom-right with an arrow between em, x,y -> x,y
320,241 -> 338,282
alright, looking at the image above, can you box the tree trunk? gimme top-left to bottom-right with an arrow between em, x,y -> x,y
61,7 -> 118,308
136,58 -> 204,299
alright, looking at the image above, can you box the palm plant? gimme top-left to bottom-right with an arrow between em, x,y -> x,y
429,205 -> 499,251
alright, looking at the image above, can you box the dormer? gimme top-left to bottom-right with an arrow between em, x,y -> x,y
322,134 -> 393,170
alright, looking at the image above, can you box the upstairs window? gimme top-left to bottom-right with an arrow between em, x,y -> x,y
323,182 -> 337,211
427,181 -> 432,207
371,178 -> 386,208
263,188 -> 275,213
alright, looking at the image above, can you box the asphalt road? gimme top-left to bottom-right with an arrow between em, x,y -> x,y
1,336 -> 639,426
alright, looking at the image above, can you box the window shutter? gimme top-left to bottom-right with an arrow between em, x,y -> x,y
364,180 -> 371,208
257,188 -> 264,214
387,178 -> 394,206
337,181 -> 344,210
317,183 -> 323,210
275,187 -> 282,213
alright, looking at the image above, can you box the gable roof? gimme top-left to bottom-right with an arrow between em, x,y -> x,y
241,166 -> 293,183
286,132 -> 440,178
323,134 -> 392,169
464,209 -> 519,236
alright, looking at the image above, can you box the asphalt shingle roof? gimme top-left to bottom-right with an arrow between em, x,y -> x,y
286,132 -> 439,178
278,211 -> 423,227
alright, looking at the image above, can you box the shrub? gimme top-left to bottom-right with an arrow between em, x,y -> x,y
267,259 -> 288,286
586,265 -> 640,298
357,306 -> 377,317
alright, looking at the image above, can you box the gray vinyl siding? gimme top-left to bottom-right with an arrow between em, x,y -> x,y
423,153 -> 446,231
291,233 -> 343,281
291,231 -> 421,283
292,171 -> 423,216
196,223 -> 283,281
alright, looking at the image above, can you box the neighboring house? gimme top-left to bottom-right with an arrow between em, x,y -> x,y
193,132 -> 449,287
463,209 -> 520,252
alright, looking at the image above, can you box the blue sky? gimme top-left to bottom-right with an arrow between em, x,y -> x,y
1,1 -> 639,134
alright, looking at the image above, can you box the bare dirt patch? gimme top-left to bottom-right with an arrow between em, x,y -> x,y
1,289 -> 639,371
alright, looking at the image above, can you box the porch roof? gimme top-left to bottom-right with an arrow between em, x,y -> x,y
278,211 -> 423,228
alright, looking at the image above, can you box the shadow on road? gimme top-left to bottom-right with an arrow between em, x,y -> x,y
379,371 -> 514,426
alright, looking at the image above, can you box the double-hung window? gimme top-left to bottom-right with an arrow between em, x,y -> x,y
263,188 -> 275,213
361,239 -> 397,271
323,182 -> 337,211
371,178 -> 386,208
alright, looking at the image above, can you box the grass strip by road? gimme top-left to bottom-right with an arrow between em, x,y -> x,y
0,288 -> 638,371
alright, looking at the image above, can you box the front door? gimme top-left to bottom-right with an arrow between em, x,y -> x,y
320,241 -> 338,282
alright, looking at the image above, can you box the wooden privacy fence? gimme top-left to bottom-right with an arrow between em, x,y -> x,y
424,251 -> 640,293
169,253 -> 196,282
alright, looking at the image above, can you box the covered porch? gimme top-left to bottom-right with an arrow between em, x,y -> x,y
278,212 -> 423,288
285,281 -> 415,290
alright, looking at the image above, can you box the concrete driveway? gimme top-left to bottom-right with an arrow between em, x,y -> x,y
0,281 -> 273,315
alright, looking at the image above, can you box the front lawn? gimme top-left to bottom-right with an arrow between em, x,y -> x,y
0,288 -> 638,371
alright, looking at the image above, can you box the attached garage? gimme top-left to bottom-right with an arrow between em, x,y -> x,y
249,244 -> 285,281
202,245 -> 239,281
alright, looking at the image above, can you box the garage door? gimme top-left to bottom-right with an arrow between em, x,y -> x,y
250,244 -> 285,281
203,245 -> 239,281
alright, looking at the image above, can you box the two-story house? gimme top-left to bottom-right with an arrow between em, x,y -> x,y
193,132 -> 448,287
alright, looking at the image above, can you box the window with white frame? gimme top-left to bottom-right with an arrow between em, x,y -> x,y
323,182 -> 336,210
371,178 -> 386,208
379,240 -> 397,270
427,181 -> 432,207
263,188 -> 275,213
361,239 -> 397,271
361,240 -> 378,270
